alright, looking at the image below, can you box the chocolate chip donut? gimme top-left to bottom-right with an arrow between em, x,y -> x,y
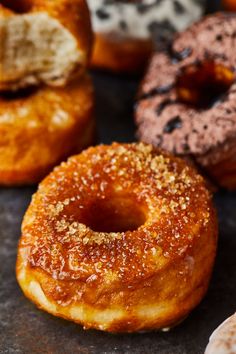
88,0 -> 206,73
136,13 -> 236,189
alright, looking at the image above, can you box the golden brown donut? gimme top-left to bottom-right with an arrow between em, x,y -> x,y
0,74 -> 95,185
0,0 -> 92,90
16,143 -> 218,333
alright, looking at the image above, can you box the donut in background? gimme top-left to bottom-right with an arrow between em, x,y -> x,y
88,0 -> 207,74
0,0 -> 95,185
135,13 -> 236,190
0,74 -> 95,185
0,0 -> 93,90
205,313 -> 236,354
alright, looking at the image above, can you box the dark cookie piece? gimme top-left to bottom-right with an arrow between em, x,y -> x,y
163,116 -> 182,133
149,20 -> 176,46
96,8 -> 110,20
136,0 -> 164,14
173,0 -> 186,14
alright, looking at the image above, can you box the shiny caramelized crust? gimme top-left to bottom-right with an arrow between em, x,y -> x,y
16,143 -> 218,332
91,34 -> 152,74
0,0 -> 92,89
0,74 -> 95,185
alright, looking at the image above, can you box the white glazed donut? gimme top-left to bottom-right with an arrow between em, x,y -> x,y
88,0 -> 207,73
205,313 -> 236,354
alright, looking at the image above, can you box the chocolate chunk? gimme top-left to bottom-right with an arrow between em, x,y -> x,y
182,143 -> 190,152
173,1 -> 186,14
136,3 -> 151,14
171,47 -> 192,63
119,20 -> 128,31
136,0 -> 163,14
150,21 -> 177,53
138,84 -> 174,101
164,116 -> 182,134
96,8 -> 110,20
103,0 -> 115,5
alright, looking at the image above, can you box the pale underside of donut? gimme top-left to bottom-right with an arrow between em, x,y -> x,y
0,13 -> 84,90
205,313 -> 236,354
16,264 -> 187,333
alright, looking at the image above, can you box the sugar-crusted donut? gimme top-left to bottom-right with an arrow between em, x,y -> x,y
205,313 -> 236,354
0,0 -> 92,90
88,0 -> 206,73
0,74 -> 95,185
136,13 -> 236,189
16,143 -> 217,333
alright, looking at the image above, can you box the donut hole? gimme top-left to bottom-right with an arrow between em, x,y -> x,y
79,196 -> 147,233
176,61 -> 234,109
0,0 -> 31,13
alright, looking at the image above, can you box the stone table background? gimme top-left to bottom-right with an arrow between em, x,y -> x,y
2,1 -> 236,353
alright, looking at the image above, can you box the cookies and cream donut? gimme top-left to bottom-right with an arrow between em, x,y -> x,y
17,142 -> 218,332
88,0 -> 207,73
205,313 -> 236,354
0,74 -> 95,185
0,0 -> 92,90
136,13 -> 236,189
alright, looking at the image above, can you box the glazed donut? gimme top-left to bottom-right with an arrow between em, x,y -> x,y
135,13 -> 236,190
88,0 -> 206,73
205,313 -> 236,354
16,143 -> 218,333
0,0 -> 92,90
0,74 -> 95,185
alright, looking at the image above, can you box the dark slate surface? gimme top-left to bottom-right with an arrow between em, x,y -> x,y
1,71 -> 236,354
2,1 -> 236,353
